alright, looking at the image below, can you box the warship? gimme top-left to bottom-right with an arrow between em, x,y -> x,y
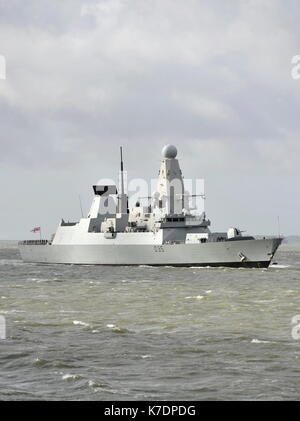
19,145 -> 282,267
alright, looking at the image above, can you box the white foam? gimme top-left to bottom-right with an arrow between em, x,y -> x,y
251,338 -> 271,344
269,264 -> 290,269
73,320 -> 90,327
88,380 -> 97,387
62,373 -> 80,381
190,266 -> 209,269
138,265 -> 155,268
106,323 -> 128,333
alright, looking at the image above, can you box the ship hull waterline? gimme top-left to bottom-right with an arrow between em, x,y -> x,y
19,238 -> 282,268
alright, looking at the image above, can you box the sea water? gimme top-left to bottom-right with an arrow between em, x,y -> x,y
0,241 -> 300,400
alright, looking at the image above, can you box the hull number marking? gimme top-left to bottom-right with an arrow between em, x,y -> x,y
154,246 -> 165,253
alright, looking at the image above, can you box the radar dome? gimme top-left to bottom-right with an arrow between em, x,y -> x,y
162,144 -> 177,159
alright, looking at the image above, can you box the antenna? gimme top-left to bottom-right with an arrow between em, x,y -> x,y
120,146 -> 125,195
79,194 -> 84,218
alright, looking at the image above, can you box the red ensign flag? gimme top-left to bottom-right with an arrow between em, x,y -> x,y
30,227 -> 41,233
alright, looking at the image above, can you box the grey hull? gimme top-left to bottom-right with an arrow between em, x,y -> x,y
19,238 -> 282,268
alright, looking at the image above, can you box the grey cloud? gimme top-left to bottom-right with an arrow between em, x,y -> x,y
0,0 -> 300,238
0,0 -> 98,33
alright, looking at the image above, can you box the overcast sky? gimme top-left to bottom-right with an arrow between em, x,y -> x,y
0,0 -> 300,240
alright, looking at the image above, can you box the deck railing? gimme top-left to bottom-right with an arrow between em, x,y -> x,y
18,240 -> 48,246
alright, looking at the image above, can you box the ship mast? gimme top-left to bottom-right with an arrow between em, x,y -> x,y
118,146 -> 128,215
120,146 -> 125,196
